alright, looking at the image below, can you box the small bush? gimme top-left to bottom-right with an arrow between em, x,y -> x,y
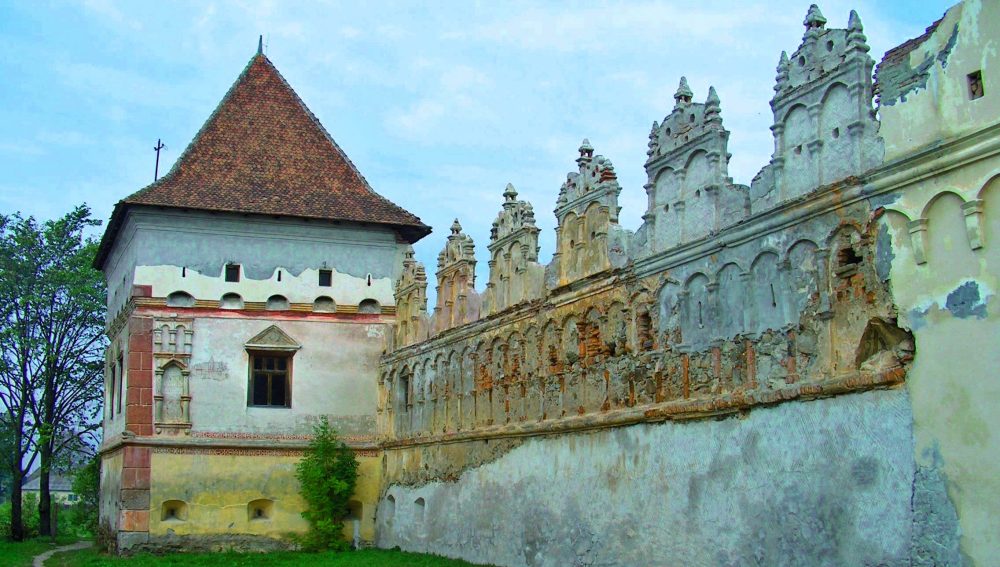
295,417 -> 358,551
70,456 -> 100,536
23,493 -> 40,537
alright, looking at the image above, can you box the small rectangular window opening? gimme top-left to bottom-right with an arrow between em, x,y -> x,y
969,70 -> 984,100
277,270 -> 282,282
225,264 -> 241,282
319,269 -> 332,287
249,353 -> 291,408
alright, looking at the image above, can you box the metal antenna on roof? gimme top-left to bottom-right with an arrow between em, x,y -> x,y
153,139 -> 166,181
257,35 -> 263,55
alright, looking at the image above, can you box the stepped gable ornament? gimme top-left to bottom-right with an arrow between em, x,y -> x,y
491,183 -> 539,246
438,219 -> 476,269
397,246 -> 428,294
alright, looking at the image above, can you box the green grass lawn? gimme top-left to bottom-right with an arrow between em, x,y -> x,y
0,536 -> 83,567
44,546 -> 491,567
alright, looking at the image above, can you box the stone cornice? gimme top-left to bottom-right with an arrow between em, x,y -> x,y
382,366 -> 905,449
99,433 -> 379,456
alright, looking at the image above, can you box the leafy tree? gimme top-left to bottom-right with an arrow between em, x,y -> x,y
70,455 -> 100,536
0,206 -> 106,540
295,417 -> 359,551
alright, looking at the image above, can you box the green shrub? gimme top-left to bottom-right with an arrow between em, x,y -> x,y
70,456 -> 100,536
295,417 -> 358,551
18,493 -> 40,538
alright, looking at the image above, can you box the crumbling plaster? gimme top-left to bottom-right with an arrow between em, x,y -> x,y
103,209 -> 405,319
373,4 -> 995,565
379,389 -> 915,567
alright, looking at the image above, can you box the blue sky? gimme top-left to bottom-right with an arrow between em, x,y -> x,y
1,0 -> 952,299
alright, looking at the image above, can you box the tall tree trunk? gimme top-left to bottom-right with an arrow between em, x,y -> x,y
10,472 -> 23,541
39,365 -> 57,537
38,449 -> 51,537
10,425 -> 24,541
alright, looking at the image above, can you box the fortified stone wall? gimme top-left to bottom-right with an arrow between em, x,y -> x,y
380,5 -> 901,450
374,4 -> 994,565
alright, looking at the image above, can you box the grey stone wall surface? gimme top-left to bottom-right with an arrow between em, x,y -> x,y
378,388 -> 916,567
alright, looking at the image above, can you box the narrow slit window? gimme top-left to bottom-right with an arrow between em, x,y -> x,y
319,269 -> 332,287
225,264 -> 241,282
108,361 -> 116,418
968,70 -> 984,100
277,270 -> 282,282
116,353 -> 124,415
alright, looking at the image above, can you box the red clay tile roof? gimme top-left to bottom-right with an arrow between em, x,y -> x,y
96,53 -> 430,268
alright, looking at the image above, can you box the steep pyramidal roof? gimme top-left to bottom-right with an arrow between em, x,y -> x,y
96,52 -> 430,268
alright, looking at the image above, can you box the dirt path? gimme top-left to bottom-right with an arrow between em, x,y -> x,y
32,540 -> 92,567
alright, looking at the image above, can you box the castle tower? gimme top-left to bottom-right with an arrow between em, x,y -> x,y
550,140 -> 623,286
432,219 -> 479,332
94,47 -> 429,552
751,5 -> 882,210
641,78 -> 748,254
483,184 -> 544,315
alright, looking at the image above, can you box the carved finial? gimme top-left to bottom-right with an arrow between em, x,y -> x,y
775,51 -> 790,92
503,182 -> 518,201
705,86 -> 722,124
450,218 -> 463,236
846,10 -> 869,52
257,35 -> 263,55
804,5 -> 826,28
674,76 -> 693,105
577,139 -> 594,168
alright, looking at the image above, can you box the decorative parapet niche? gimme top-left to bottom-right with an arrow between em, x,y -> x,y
483,184 -> 545,315
394,247 -> 430,348
378,4 -> 913,444
432,220 -> 481,333
378,195 -> 913,443
549,140 -> 628,287
153,318 -> 194,435
638,78 -> 750,256
750,5 -> 883,211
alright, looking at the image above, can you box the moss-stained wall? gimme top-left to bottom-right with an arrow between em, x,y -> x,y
137,450 -> 381,551
380,390 -> 915,567
374,3 -> 1000,566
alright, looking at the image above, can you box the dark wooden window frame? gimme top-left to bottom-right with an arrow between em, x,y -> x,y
225,264 -> 241,283
247,350 -> 294,408
318,269 -> 332,287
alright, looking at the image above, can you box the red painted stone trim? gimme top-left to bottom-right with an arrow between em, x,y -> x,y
125,315 -> 154,437
120,315 -> 153,539
135,304 -> 390,323
119,445 -> 151,533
